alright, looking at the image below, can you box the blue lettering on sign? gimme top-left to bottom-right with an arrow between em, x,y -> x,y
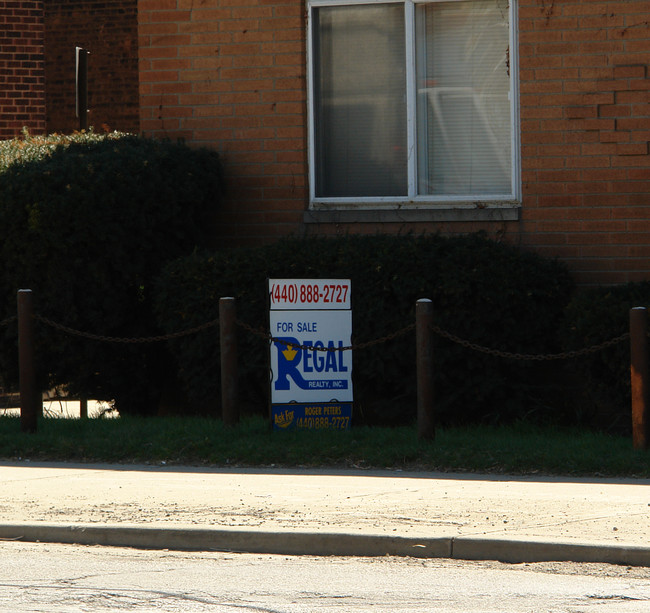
274,337 -> 348,391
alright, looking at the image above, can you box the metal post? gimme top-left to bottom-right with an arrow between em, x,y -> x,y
630,307 -> 649,450
220,297 -> 239,426
416,299 -> 435,441
76,47 -> 88,131
17,290 -> 39,433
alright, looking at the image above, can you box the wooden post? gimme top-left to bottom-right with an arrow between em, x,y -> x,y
416,299 -> 435,441
80,396 -> 88,419
220,297 -> 239,426
17,289 -> 39,433
630,307 -> 649,450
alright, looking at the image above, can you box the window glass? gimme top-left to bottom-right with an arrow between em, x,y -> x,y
313,4 -> 407,197
310,0 -> 514,202
416,0 -> 511,195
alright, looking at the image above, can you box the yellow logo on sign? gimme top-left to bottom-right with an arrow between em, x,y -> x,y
274,409 -> 295,428
282,346 -> 298,361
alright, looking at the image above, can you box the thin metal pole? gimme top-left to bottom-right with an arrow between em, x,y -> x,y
630,307 -> 649,449
416,299 -> 435,441
17,289 -> 39,433
76,47 -> 88,131
220,297 -> 239,426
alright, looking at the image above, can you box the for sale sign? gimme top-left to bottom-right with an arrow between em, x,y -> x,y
269,279 -> 353,430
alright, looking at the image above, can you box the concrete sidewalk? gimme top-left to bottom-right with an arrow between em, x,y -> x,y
0,461 -> 648,566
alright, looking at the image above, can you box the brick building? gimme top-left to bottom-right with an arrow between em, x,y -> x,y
0,0 -> 138,137
3,0 -> 650,285
0,1 -> 46,136
44,0 -> 139,134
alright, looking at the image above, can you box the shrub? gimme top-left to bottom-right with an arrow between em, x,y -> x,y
154,233 -> 575,425
0,128 -> 127,173
562,282 -> 650,432
0,131 -> 223,415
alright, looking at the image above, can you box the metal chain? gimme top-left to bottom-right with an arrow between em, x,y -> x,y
430,324 -> 630,361
34,314 -> 219,344
17,311 -> 632,360
236,318 -> 415,352
349,323 -> 416,350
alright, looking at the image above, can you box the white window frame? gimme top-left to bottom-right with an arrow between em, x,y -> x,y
306,0 -> 520,214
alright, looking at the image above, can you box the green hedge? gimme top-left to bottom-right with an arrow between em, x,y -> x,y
562,282 -> 650,432
0,132 -> 223,414
154,234 -> 575,425
0,129 -> 127,172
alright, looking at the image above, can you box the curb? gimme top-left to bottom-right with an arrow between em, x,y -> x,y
452,537 -> 650,567
0,524 -> 451,558
2,524 -> 650,567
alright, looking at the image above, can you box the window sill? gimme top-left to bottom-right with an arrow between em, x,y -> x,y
304,204 -> 521,224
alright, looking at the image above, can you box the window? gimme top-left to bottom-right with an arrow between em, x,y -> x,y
308,0 -> 518,208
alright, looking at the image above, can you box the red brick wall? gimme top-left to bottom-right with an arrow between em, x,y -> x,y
139,0 -> 650,284
44,0 -> 139,134
518,0 -> 650,285
0,1 -> 46,140
138,0 -> 307,245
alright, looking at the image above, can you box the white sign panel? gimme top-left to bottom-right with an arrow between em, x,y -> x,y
269,279 -> 353,430
270,310 -> 352,404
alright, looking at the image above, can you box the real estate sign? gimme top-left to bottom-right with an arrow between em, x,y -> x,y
269,279 -> 353,430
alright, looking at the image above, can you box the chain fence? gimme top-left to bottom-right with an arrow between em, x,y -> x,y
0,309 -> 631,362
4,301 -> 647,445
33,314 -> 220,344
429,325 -> 630,361
0,315 -> 16,328
241,319 -> 629,361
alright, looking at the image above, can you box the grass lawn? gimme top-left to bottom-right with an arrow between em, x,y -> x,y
0,415 -> 648,478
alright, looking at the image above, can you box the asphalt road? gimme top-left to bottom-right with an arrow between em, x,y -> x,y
2,542 -> 650,612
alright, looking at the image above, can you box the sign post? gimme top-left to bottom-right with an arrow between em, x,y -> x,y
269,279 -> 353,430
